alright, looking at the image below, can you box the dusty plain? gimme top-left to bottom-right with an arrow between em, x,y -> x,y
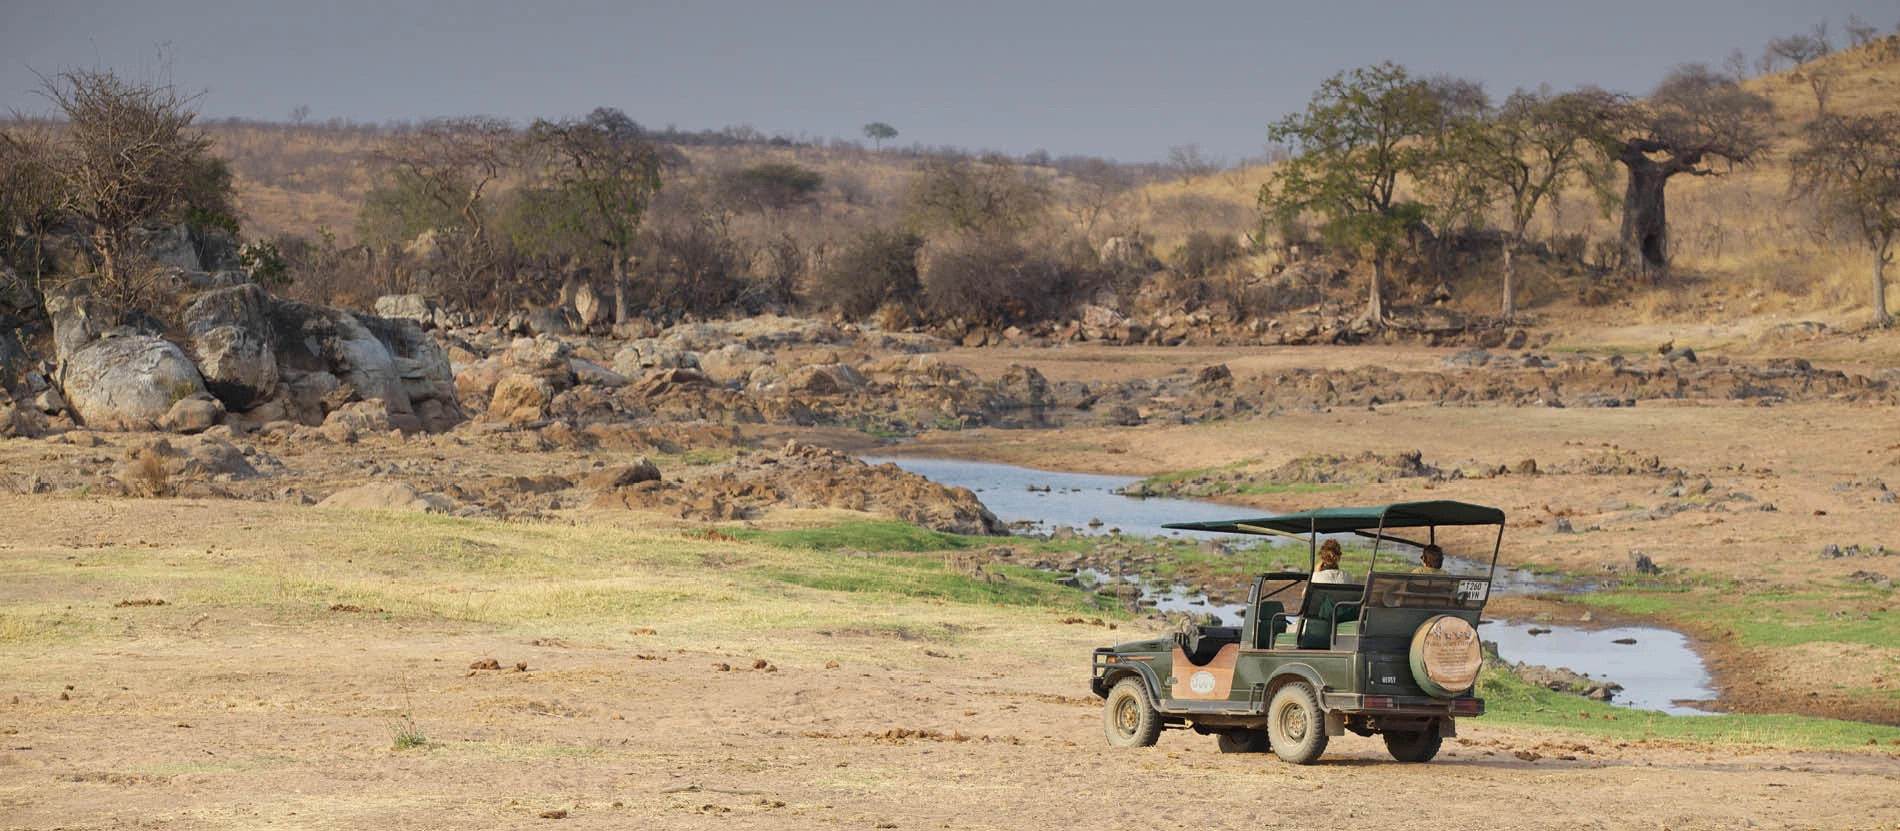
4,332 -> 1900,830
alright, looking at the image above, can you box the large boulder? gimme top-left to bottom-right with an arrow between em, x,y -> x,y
60,335 -> 206,430
359,315 -> 462,431
316,481 -> 455,513
269,301 -> 408,416
182,283 -> 278,410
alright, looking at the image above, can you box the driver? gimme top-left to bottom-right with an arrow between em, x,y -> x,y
1412,544 -> 1446,574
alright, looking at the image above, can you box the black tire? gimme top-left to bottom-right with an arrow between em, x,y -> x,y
1103,677 -> 1162,748
1267,683 -> 1329,765
1216,729 -> 1271,754
1383,727 -> 1444,763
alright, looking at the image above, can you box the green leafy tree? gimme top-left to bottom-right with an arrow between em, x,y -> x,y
1260,62 -> 1442,323
1792,113 -> 1900,328
1440,88 -> 1620,318
36,68 -> 227,309
863,121 -> 898,150
522,108 -> 665,324
362,116 -> 513,248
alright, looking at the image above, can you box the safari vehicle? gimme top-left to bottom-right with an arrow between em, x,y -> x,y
1089,500 -> 1500,764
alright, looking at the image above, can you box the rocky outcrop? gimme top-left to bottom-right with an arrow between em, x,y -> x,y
589,440 -> 1005,535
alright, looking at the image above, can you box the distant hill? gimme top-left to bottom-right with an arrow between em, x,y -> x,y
204,36 -> 1900,328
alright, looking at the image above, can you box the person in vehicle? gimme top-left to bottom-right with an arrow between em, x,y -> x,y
1412,544 -> 1446,574
1312,539 -> 1353,583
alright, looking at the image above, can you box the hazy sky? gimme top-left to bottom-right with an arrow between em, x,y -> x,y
1,0 -> 1892,162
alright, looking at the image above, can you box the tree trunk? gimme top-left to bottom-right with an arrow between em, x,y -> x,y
1367,255 -> 1387,323
613,245 -> 630,326
1618,154 -> 1672,279
1874,244 -> 1893,328
1500,241 -> 1517,320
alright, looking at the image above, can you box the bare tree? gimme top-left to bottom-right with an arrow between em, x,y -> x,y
1058,157 -> 1131,237
0,124 -> 65,288
1765,24 -> 1832,68
1606,64 -> 1771,277
1845,15 -> 1879,48
35,68 -> 221,309
907,153 -> 1050,234
1167,144 -> 1218,184
1791,113 -> 1900,327
1806,65 -> 1839,118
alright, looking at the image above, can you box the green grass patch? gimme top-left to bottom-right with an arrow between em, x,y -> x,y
1574,582 -> 1897,649
726,521 -> 985,553
756,554 -> 1113,612
1479,661 -> 1896,750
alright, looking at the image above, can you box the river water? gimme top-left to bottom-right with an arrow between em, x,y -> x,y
866,455 -> 1719,715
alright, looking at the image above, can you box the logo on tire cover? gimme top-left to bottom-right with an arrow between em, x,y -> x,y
1189,671 -> 1216,695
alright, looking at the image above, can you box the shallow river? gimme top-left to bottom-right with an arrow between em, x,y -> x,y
867,455 -> 1718,716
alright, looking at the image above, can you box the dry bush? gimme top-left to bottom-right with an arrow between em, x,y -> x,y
807,227 -> 922,320
918,231 -> 1107,327
123,448 -> 169,497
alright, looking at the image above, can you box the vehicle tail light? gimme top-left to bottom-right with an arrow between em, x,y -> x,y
1451,698 -> 1482,714
1363,696 -> 1395,710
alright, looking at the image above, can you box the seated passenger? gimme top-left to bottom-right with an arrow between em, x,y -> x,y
1311,539 -> 1354,584
1411,544 -> 1447,574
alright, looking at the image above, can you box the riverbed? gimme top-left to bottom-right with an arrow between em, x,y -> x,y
868,455 -> 1718,715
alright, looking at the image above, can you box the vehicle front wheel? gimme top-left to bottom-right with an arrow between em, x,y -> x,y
1383,726 -> 1443,763
1216,729 -> 1271,754
1103,677 -> 1162,748
1266,683 -> 1329,765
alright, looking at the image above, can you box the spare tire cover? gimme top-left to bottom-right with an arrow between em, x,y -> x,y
1408,615 -> 1481,697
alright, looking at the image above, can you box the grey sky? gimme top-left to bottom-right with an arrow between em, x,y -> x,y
1,0 -> 1891,162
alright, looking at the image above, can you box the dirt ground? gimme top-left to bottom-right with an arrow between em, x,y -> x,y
3,546 -> 1897,830
5,332 -> 1900,828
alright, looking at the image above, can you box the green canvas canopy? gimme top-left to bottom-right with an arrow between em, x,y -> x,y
1162,500 -> 1504,536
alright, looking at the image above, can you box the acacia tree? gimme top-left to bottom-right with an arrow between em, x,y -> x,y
36,69 -> 221,308
368,116 -> 513,248
1450,89 -> 1619,318
1607,65 -> 1770,277
1791,113 -> 1900,328
862,122 -> 898,150
1260,62 -> 1442,323
522,108 -> 664,325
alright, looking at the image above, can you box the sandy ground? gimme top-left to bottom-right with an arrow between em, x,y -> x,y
5,597 -> 1899,830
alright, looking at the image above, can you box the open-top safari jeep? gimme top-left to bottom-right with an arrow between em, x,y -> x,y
1089,500 -> 1501,764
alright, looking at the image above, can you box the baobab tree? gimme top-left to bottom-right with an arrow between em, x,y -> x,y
1607,65 -> 1770,277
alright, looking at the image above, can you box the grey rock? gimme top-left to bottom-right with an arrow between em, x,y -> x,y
59,335 -> 206,430
158,395 -> 224,434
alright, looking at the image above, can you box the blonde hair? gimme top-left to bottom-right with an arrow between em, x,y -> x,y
1317,539 -> 1342,569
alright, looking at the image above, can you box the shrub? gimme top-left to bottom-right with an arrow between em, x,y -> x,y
809,228 -> 923,320
919,231 -> 1108,327
1172,230 -> 1242,282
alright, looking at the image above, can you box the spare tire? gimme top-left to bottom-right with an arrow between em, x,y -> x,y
1408,615 -> 1481,697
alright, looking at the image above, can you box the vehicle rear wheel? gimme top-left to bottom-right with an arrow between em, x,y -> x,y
1266,683 -> 1328,765
1383,727 -> 1443,763
1103,677 -> 1162,748
1216,729 -> 1271,753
